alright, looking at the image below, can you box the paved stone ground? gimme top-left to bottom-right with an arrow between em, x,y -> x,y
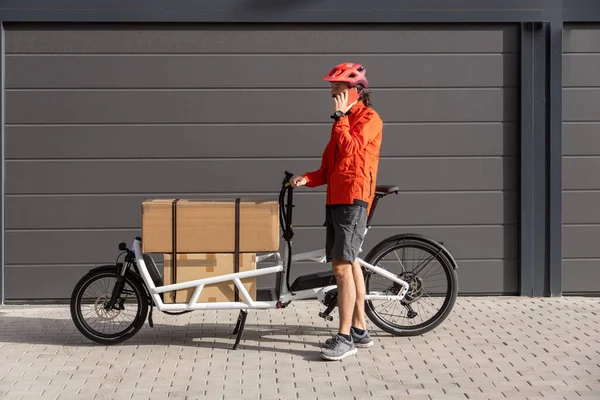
0,297 -> 598,400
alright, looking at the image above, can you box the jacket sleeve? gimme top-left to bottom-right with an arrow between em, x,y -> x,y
303,149 -> 328,187
332,114 -> 382,156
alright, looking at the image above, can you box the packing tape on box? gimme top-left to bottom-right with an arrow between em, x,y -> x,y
170,198 -> 241,302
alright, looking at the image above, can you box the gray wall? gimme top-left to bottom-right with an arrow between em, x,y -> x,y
562,24 -> 600,294
3,23 -> 519,299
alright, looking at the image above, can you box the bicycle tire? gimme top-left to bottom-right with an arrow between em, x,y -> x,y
363,234 -> 458,336
70,267 -> 149,345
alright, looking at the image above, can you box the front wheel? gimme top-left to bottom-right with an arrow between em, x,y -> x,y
363,235 -> 458,336
70,267 -> 149,345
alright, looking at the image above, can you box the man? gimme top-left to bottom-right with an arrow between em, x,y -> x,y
290,62 -> 383,361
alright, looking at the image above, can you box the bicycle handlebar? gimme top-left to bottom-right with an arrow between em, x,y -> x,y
279,171 -> 296,293
279,171 -> 295,241
282,170 -> 294,187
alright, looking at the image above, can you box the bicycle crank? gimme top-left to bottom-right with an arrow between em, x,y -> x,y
318,289 -> 337,321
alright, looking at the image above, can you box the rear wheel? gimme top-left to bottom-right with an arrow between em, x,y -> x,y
70,268 -> 149,344
363,235 -> 458,336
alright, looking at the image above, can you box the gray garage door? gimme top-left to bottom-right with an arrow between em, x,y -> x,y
563,24 -> 600,295
3,23 -> 519,301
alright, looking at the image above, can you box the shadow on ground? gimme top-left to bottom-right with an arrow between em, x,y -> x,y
0,310 -> 396,361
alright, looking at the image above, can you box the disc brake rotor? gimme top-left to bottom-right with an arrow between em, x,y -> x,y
398,272 -> 424,304
94,294 -> 122,321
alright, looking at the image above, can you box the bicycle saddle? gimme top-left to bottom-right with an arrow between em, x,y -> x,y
375,185 -> 400,195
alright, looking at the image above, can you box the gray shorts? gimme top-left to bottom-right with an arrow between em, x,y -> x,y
325,204 -> 368,263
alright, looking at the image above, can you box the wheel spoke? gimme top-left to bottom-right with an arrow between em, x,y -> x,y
72,272 -> 147,344
364,238 -> 457,336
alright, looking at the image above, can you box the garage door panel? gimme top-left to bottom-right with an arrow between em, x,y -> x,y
563,191 -> 600,223
5,25 -> 518,54
4,258 -> 518,300
564,191 -> 600,226
563,25 -> 600,294
564,25 -> 600,52
3,264 -> 276,300
453,260 -> 518,294
563,54 -> 600,87
6,123 -> 518,159
563,123 -> 600,155
6,88 -> 516,124
5,225 -> 516,266
563,157 -> 600,190
562,261 -> 600,294
563,88 -> 600,121
4,265 -> 99,300
5,254 -> 516,300
4,24 -> 519,298
6,191 -> 516,230
6,157 -> 517,194
6,54 -> 518,89
563,225 -> 600,258
291,260 -> 519,295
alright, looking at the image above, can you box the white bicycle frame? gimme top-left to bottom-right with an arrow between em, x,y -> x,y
132,226 -> 411,312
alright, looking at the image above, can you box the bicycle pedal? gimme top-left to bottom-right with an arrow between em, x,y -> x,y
318,312 -> 333,322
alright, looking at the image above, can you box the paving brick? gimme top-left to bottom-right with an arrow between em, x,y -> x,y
1,298 -> 600,399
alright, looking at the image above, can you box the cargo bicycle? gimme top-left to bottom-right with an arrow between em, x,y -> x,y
70,171 -> 459,349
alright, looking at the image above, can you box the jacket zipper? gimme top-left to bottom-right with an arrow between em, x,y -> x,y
328,144 -> 338,205
369,171 -> 373,197
334,144 -> 338,165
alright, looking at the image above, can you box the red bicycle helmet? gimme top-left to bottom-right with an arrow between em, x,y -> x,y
322,62 -> 369,88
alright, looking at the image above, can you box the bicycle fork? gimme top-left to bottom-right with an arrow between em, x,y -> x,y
106,262 -> 130,310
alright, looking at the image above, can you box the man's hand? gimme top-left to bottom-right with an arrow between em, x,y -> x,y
290,174 -> 308,188
333,90 -> 355,114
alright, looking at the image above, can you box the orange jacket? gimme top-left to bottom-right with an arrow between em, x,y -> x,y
303,101 -> 383,214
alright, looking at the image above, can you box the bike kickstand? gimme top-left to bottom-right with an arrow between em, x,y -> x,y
232,309 -> 248,350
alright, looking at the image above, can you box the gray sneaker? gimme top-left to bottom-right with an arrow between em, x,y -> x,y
325,327 -> 374,348
320,334 -> 357,361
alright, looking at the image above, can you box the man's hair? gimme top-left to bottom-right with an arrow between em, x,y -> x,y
357,84 -> 372,107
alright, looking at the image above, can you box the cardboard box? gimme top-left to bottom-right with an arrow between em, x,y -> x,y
141,198 -> 279,253
162,253 -> 257,303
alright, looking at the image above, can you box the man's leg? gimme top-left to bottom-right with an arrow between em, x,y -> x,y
351,258 -> 366,331
348,207 -> 374,348
320,206 -> 360,360
348,257 -> 373,347
332,259 -> 356,336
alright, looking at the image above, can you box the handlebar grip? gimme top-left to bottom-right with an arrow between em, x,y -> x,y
282,171 -> 295,187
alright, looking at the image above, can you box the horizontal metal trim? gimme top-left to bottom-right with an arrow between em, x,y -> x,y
5,52 -> 519,56
5,190 -> 516,197
563,87 -> 600,91
0,9 -> 576,24
5,223 -> 518,232
4,121 -> 514,127
4,258 -> 518,267
3,84 -> 520,91
559,120 -> 600,123
4,87 -> 516,92
562,223 -> 600,227
0,1 -> 598,23
562,292 -> 600,296
5,155 -> 518,162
